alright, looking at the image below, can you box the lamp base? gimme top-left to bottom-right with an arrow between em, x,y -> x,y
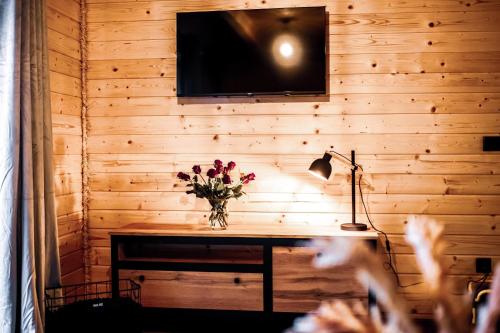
341,223 -> 368,231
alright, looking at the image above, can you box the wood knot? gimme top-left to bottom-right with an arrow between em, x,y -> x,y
112,67 -> 118,72
427,41 -> 433,46
428,22 -> 435,28
127,140 -> 132,144
347,4 -> 353,9
425,149 -> 431,153
213,134 -> 219,140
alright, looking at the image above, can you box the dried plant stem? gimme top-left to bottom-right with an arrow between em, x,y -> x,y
312,238 -> 419,333
475,265 -> 500,333
406,216 -> 470,333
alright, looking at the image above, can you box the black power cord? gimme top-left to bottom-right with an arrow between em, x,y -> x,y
357,172 -> 422,289
468,272 -> 490,291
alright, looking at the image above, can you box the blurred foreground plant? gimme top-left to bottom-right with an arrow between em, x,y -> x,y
287,216 -> 500,333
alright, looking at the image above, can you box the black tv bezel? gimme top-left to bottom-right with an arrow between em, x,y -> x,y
175,6 -> 327,97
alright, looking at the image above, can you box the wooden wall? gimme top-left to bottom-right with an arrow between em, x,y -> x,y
85,0 -> 500,316
47,0 -> 84,285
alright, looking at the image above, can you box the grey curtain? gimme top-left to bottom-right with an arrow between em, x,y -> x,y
0,0 -> 62,332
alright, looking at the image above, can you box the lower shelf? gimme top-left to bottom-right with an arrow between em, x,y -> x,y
121,269 -> 264,311
141,308 -> 303,333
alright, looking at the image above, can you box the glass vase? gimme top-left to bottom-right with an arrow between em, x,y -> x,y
208,199 -> 228,230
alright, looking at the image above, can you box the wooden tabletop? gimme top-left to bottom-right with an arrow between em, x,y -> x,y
109,224 -> 379,239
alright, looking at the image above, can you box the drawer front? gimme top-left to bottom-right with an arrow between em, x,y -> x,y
121,270 -> 264,311
273,247 -> 367,313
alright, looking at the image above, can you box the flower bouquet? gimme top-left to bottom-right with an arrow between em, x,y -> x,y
177,159 -> 255,230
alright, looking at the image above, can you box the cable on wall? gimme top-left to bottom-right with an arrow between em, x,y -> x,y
357,172 -> 422,289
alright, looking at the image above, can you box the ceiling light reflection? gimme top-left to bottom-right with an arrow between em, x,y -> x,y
272,34 -> 302,68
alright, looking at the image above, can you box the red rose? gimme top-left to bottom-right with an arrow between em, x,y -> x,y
214,159 -> 223,167
227,161 -> 236,171
192,165 -> 201,174
207,168 -> 217,178
215,164 -> 224,174
241,172 -> 255,184
177,172 -> 190,181
222,174 -> 231,184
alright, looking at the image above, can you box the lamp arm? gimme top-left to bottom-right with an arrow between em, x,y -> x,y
327,150 -> 363,170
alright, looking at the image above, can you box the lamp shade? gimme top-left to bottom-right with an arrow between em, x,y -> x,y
308,152 -> 332,181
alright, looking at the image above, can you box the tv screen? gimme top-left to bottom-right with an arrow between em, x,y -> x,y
176,7 -> 326,97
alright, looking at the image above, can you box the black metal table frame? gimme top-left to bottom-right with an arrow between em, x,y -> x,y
111,234 -> 377,315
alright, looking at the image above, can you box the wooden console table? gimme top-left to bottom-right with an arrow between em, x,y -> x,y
110,225 -> 378,315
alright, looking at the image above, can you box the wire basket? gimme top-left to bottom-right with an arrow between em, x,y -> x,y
45,280 -> 142,333
45,279 -> 141,312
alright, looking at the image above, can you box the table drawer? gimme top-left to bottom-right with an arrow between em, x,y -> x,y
121,270 -> 264,311
273,247 -> 367,313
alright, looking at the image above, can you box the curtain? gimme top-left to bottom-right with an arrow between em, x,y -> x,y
0,0 -> 62,332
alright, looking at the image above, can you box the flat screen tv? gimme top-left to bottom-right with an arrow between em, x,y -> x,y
176,7 -> 326,97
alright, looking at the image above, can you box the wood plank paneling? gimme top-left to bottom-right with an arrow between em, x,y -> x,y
87,211 -> 499,236
49,50 -> 81,78
87,153 -> 500,175
53,135 -> 83,155
88,191 -> 500,215
87,12 -> 500,41
52,114 -> 83,136
50,72 -> 81,97
85,134 -> 486,155
89,172 -> 500,195
86,0 -> 500,18
48,29 -> 81,60
47,0 -> 81,22
56,192 -> 83,217
58,212 -> 83,237
47,6 -> 80,40
88,114 -> 499,135
55,172 -> 83,195
53,154 -> 82,175
86,0 -> 500,317
87,32 -> 500,60
87,52 -> 500,79
51,92 -> 82,116
87,93 -> 500,116
47,0 -> 84,284
86,73 -> 500,96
